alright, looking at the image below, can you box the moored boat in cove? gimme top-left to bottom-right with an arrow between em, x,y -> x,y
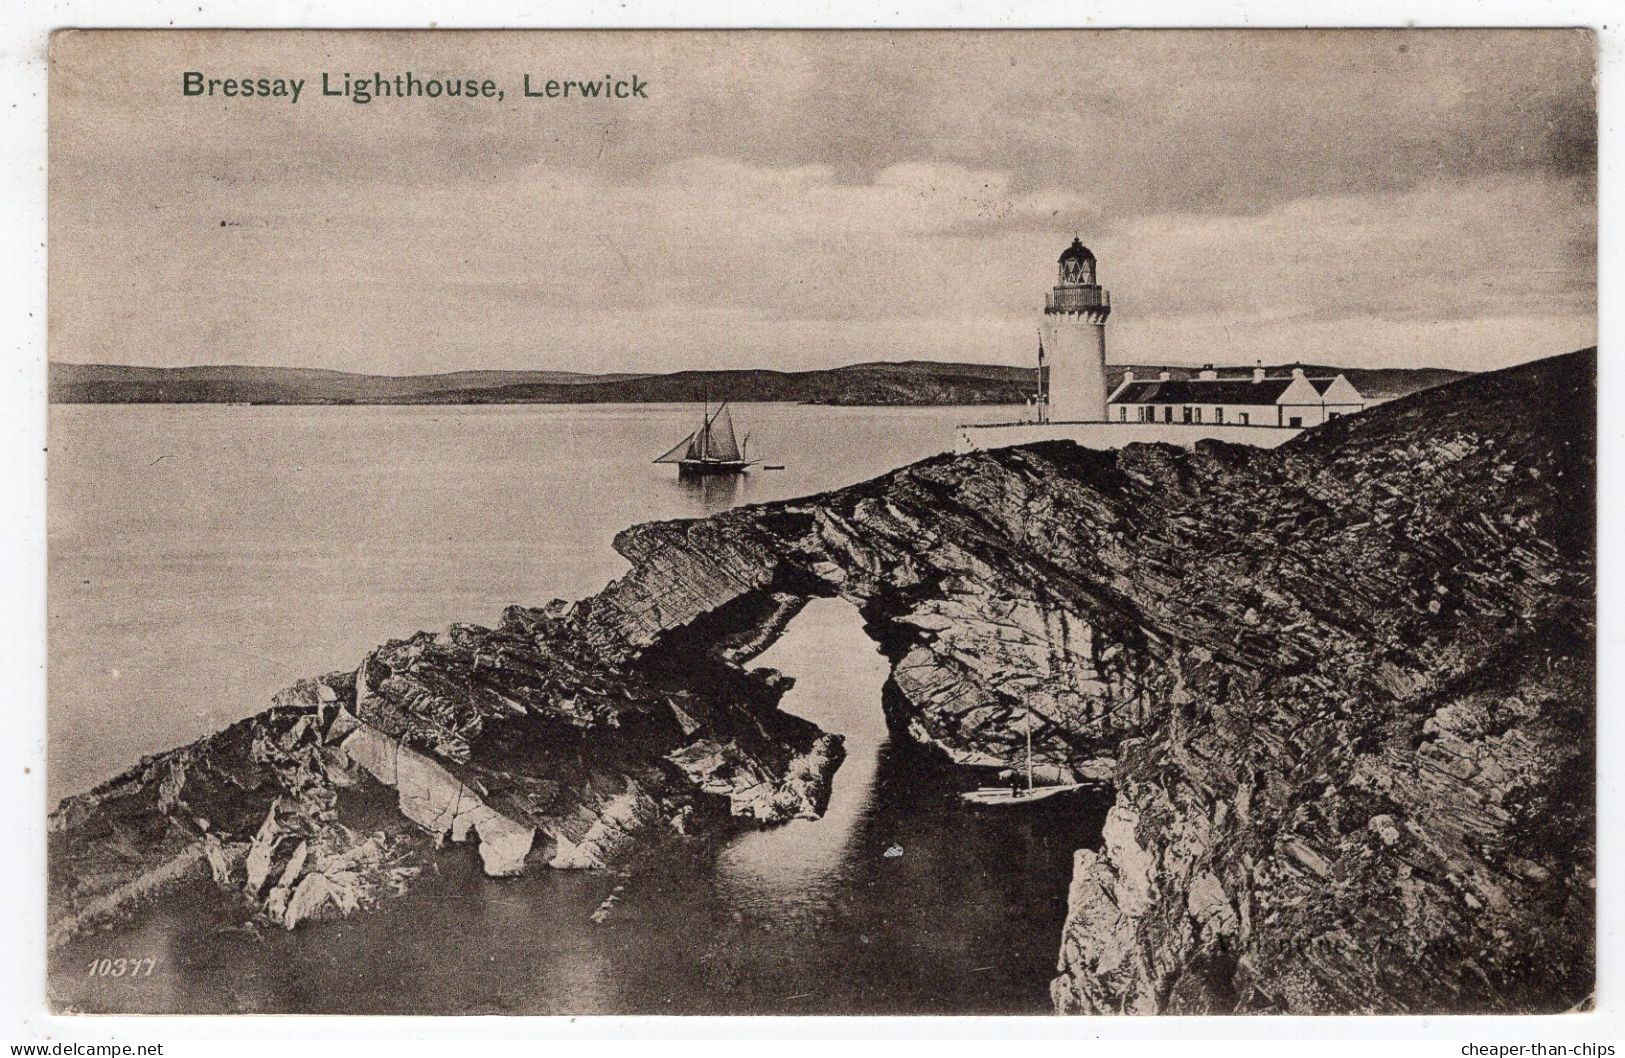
654,401 -> 759,476
960,714 -> 1082,807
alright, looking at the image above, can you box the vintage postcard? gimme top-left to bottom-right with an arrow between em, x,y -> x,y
45,29 -> 1596,1016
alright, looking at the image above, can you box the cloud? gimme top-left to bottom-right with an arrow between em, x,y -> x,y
49,30 -> 1595,375
1105,173 -> 1596,322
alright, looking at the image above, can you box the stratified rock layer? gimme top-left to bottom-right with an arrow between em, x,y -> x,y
50,598 -> 843,943
50,349 -> 1592,1015
582,349 -> 1595,1013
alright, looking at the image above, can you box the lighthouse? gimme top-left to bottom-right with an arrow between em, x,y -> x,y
957,239 -> 1336,455
1040,238 -> 1112,422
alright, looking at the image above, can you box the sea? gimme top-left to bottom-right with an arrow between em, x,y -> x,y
47,401 -> 1109,1015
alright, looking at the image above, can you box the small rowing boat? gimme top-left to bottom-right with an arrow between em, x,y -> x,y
960,710 -> 1079,806
960,783 -> 1083,806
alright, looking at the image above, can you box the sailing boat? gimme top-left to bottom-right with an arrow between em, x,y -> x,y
960,711 -> 1084,806
654,400 -> 759,476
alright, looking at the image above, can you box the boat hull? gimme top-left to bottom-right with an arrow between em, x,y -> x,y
678,460 -> 751,476
959,783 -> 1084,807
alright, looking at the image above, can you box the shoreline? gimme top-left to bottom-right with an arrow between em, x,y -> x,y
48,349 -> 1596,1013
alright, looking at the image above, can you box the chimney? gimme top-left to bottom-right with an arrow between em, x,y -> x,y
1158,370 -> 1171,381
1121,369 -> 1135,383
1197,363 -> 1218,381
1291,366 -> 1306,380
1252,367 -> 1266,383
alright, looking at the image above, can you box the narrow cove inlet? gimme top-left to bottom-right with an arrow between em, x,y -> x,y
47,352 -> 1598,1016
50,597 -> 1111,1015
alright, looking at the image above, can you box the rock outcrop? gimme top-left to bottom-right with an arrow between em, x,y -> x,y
50,348 -> 1593,1015
50,595 -> 843,942
579,348 -> 1596,1013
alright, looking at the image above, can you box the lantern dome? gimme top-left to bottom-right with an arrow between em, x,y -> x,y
1057,237 -> 1097,285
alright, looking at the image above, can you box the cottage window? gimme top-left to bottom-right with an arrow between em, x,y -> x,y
1238,412 -> 1250,425
1163,406 -> 1173,423
1182,406 -> 1193,424
1119,406 -> 1128,422
1288,415 -> 1303,428
1214,407 -> 1224,424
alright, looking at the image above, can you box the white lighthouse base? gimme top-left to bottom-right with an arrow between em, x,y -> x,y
954,419 -> 1304,455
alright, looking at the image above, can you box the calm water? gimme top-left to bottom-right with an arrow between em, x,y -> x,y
48,401 -> 1108,1015
48,401 -> 1021,802
51,597 -> 1108,1014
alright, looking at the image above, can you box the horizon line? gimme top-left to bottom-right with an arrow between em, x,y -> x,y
47,356 -> 1481,378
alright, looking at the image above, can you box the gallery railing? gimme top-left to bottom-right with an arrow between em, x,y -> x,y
1045,286 -> 1111,312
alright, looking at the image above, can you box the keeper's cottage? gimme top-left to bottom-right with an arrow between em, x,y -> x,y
956,239 -> 1367,453
1109,366 -> 1365,429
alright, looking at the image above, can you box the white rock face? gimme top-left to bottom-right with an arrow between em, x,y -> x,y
340,725 -> 535,878
1101,806 -> 1153,917
281,873 -> 334,929
548,791 -> 661,870
243,802 -> 282,897
473,815 -> 535,877
1050,813 -> 1162,1015
201,833 -> 235,886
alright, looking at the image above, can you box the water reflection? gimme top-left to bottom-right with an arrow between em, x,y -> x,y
714,597 -> 892,922
49,593 -> 1110,1015
670,468 -> 749,512
51,402 -> 1023,800
49,399 -> 1112,1015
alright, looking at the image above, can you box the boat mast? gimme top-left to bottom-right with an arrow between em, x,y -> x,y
701,392 -> 710,463
1026,719 -> 1033,791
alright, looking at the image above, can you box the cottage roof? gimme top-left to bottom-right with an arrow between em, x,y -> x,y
1109,375 -> 1344,405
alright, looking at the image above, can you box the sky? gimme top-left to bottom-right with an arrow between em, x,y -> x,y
49,30 -> 1596,375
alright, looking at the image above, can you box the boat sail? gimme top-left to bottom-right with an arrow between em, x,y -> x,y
654,401 -> 758,475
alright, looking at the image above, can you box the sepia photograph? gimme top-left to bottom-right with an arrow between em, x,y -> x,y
40,27 -> 1596,1019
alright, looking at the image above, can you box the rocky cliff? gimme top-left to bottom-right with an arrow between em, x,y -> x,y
51,349 -> 1592,1014
50,597 -> 843,945
582,348 -> 1594,1013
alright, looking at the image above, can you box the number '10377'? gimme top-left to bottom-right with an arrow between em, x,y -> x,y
86,957 -> 155,977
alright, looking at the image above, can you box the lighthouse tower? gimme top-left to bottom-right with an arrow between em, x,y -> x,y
1041,238 -> 1112,422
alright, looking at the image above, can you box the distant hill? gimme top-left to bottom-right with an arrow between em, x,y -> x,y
49,360 -> 1469,407
49,361 -> 1039,406
414,363 -> 1042,406
47,363 -> 652,405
